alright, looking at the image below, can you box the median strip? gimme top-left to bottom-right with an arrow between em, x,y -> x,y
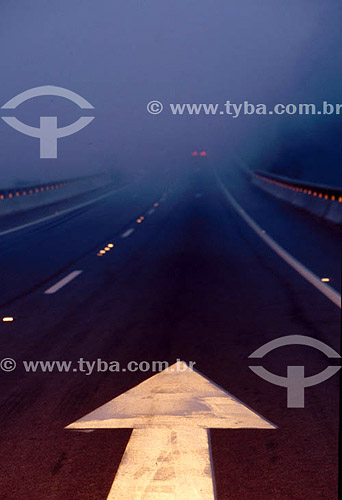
0,184 -> 128,238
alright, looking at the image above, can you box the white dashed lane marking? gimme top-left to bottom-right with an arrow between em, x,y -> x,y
121,228 -> 135,239
44,270 -> 83,295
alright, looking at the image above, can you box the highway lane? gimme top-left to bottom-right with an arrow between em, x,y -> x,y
0,163 -> 340,499
218,161 -> 342,292
0,168 -> 176,307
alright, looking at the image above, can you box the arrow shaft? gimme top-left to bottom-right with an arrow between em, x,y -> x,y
107,427 -> 216,500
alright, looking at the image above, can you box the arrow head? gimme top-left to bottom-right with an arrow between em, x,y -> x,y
66,361 -> 276,430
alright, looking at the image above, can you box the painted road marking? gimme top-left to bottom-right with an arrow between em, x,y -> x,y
67,361 -> 275,499
44,270 -> 83,295
147,208 -> 155,215
107,427 -> 214,499
217,175 -> 341,309
0,184 -> 128,238
121,228 -> 135,238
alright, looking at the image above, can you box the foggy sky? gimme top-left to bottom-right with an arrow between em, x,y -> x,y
1,0 -> 341,186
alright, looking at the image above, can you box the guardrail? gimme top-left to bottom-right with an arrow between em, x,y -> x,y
0,172 -> 112,217
252,170 -> 342,223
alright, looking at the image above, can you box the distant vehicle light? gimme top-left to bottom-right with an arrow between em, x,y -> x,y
192,151 -> 199,156
199,151 -> 207,156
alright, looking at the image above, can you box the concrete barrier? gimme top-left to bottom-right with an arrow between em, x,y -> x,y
252,171 -> 342,223
0,172 -> 113,217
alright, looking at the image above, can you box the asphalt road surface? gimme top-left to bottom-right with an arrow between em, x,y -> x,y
0,161 -> 340,499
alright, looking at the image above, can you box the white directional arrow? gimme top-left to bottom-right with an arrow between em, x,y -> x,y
67,361 -> 276,499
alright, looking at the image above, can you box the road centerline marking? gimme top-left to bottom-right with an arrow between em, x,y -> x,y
44,270 -> 83,295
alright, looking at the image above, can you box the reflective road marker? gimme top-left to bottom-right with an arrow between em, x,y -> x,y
44,270 -> 83,295
67,361 -> 276,499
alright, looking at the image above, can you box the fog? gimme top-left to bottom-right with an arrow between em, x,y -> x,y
1,0 -> 341,187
